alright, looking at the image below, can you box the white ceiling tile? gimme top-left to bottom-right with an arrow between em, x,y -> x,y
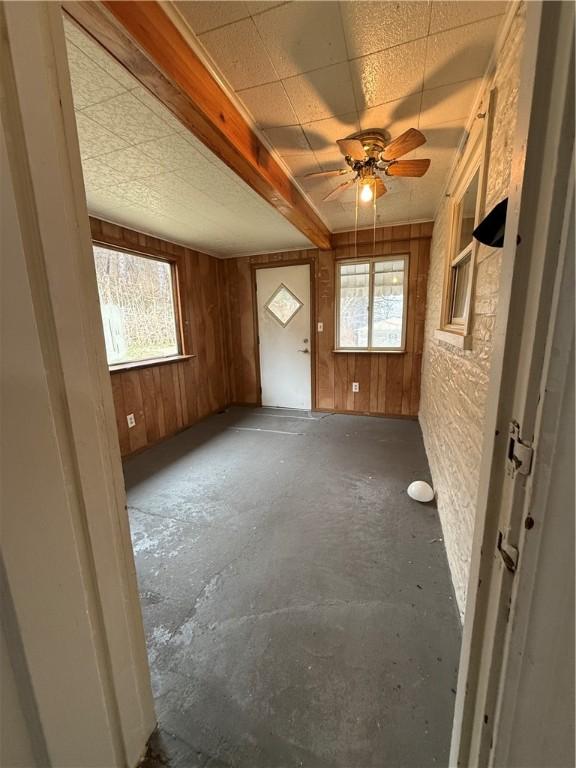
424,16 -> 503,90
64,18 -> 138,91
136,134 -> 205,171
237,81 -> 299,127
350,37 -> 427,111
245,1 -> 285,14
252,2 -> 347,78
65,42 -> 126,110
177,1 -> 250,33
199,18 -> 278,90
359,92 -> 422,138
131,86 -> 186,134
341,1 -> 431,59
419,78 -> 482,128
82,92 -> 175,144
81,157 -> 129,190
96,145 -> 169,180
282,153 -> 321,177
262,124 -> 311,155
74,113 -> 129,160
302,112 -> 360,153
430,1 -> 507,34
314,147 -> 349,171
283,62 -> 356,123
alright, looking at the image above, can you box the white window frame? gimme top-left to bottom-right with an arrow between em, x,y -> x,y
335,254 -> 409,353
437,90 -> 494,350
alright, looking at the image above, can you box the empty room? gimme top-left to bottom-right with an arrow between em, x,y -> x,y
1,2 -> 574,767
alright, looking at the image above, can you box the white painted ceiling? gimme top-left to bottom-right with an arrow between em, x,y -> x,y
175,0 -> 507,230
64,17 -> 312,257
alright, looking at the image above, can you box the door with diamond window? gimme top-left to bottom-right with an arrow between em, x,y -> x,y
256,264 -> 311,409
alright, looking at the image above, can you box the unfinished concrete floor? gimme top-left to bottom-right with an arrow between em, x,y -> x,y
125,407 -> 461,768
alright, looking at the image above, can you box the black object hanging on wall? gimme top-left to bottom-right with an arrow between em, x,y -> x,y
473,197 -> 520,247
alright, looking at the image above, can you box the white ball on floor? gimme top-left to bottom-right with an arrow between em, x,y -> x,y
407,480 -> 434,503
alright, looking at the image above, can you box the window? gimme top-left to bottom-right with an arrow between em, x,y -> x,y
447,169 -> 480,327
336,256 -> 408,352
93,244 -> 180,366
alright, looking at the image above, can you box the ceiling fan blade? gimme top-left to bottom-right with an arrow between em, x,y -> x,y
374,177 -> 387,198
337,138 -> 366,161
303,168 -> 351,178
385,159 -> 431,177
323,179 -> 355,201
381,128 -> 426,160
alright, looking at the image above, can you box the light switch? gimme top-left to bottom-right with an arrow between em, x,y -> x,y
317,322 -> 324,332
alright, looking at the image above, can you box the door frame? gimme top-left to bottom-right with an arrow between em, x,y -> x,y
251,258 -> 316,410
450,2 -> 575,764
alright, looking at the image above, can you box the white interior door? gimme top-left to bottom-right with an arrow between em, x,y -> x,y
256,264 -> 311,410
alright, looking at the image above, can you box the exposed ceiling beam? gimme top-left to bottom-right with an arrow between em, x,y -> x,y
62,1 -> 332,251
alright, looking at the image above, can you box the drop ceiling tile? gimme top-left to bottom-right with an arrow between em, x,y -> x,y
64,18 -> 137,91
430,1 -> 507,34
420,78 -> 482,128
350,37 -> 427,111
341,1 -> 431,59
314,148 -> 349,171
136,134 -> 205,172
82,92 -> 175,144
81,157 -> 129,190
262,124 -> 311,155
97,145 -> 168,179
74,113 -> 129,160
424,16 -> 503,90
282,61 -> 356,123
176,1 -> 250,34
282,153 -> 321,177
302,112 -> 360,152
359,92 -> 422,137
199,18 -> 278,90
252,2 -> 347,78
65,42 -> 126,110
132,86 -> 186,134
245,1 -> 285,14
237,81 -> 299,127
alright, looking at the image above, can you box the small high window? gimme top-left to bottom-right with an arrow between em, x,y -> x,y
93,244 -> 180,366
447,169 -> 480,326
336,256 -> 408,352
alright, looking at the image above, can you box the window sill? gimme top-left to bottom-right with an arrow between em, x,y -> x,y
434,329 -> 473,350
109,354 -> 195,374
333,348 -> 405,354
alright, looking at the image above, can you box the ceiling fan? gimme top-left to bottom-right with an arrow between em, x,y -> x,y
305,128 -> 431,203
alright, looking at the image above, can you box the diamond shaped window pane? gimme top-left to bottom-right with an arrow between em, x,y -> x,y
265,283 -> 303,327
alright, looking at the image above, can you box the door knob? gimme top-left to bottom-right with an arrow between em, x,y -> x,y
298,348 -> 310,354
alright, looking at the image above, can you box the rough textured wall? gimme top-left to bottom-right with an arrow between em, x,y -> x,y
223,223 -> 432,417
419,5 -> 525,618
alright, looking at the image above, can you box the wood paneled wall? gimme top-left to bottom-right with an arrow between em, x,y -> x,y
223,222 -> 432,417
90,218 -> 230,457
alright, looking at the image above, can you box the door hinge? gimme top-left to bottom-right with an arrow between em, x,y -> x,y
497,531 -> 519,573
506,421 -> 534,478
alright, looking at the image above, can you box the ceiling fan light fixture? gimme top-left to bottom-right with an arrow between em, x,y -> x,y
360,180 -> 374,203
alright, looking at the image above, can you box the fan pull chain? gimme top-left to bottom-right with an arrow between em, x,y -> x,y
373,180 -> 377,252
354,179 -> 359,260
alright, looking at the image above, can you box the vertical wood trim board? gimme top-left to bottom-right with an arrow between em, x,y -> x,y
90,217 -> 229,457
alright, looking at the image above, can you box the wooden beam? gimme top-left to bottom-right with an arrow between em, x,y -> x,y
62,1 -> 332,251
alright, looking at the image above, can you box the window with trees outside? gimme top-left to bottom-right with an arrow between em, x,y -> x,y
336,256 -> 408,352
93,244 -> 180,366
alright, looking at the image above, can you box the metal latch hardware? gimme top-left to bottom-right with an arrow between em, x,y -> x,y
506,421 -> 533,478
497,531 -> 519,573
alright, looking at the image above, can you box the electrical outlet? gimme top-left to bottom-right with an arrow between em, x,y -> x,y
127,413 -> 136,428
352,382 -> 359,393
317,321 -> 324,333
